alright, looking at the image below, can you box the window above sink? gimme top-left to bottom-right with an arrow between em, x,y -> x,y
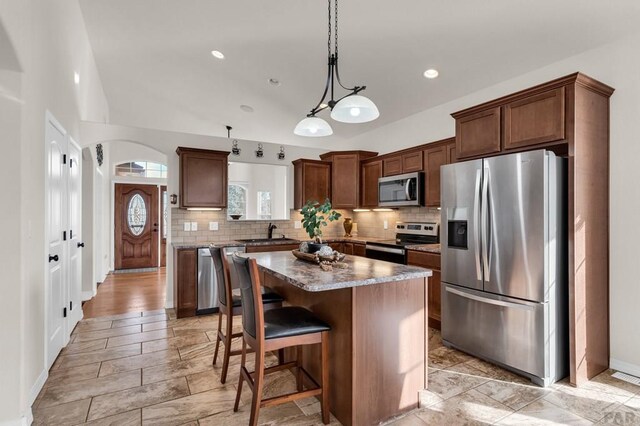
227,162 -> 290,221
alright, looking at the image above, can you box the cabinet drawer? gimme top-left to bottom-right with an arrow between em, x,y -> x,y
407,250 -> 441,270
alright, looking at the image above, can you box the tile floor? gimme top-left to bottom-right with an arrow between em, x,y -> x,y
33,310 -> 640,425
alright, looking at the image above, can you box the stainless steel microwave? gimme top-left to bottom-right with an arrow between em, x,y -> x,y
378,172 -> 424,207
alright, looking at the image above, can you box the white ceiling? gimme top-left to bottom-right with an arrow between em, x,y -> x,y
79,0 -> 640,149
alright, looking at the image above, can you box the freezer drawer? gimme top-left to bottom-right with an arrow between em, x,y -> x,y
442,283 -> 548,382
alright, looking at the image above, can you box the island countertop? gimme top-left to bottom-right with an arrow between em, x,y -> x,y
240,251 -> 432,292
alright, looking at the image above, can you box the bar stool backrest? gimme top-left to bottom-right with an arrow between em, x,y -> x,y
209,246 -> 232,308
231,253 -> 264,341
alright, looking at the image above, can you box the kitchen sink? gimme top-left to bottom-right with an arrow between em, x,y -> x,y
235,238 -> 298,244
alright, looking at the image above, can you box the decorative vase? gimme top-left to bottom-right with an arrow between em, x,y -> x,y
308,242 -> 328,254
343,217 -> 353,237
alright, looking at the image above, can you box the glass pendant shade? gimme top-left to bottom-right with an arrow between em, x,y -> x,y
330,95 -> 379,123
293,116 -> 333,137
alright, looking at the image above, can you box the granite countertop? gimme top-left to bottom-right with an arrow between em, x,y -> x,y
405,243 -> 441,254
240,251 -> 432,292
171,236 -> 389,250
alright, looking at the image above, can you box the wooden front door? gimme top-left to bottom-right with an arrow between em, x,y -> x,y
115,184 -> 159,270
160,185 -> 167,267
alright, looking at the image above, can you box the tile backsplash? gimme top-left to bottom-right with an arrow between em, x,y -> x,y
353,207 -> 441,240
171,207 -> 441,244
170,208 -> 349,244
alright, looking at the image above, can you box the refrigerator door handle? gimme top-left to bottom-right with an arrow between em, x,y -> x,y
481,167 -> 490,281
473,169 -> 482,281
445,286 -> 536,311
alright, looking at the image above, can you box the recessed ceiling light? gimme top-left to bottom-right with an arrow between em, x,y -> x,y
268,78 -> 281,87
240,105 -> 254,113
423,69 -> 439,79
74,72 -> 80,85
211,50 -> 225,59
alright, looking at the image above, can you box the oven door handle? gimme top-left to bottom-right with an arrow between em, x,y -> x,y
365,245 -> 405,255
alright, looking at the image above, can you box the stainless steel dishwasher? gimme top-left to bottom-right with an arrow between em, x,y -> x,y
197,246 -> 245,314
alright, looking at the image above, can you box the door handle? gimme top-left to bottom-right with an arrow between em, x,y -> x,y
473,169 -> 482,282
77,242 -> 85,248
49,254 -> 59,262
481,166 -> 490,281
446,286 -> 536,311
404,179 -> 411,200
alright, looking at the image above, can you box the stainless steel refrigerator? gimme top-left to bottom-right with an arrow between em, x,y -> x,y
440,149 -> 567,386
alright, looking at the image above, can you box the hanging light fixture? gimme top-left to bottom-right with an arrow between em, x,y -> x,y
294,0 -> 379,137
226,125 -> 241,156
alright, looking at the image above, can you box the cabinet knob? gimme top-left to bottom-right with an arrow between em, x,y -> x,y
77,242 -> 85,248
49,254 -> 59,262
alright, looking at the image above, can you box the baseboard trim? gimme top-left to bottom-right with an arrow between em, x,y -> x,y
81,290 -> 95,301
610,358 -> 640,378
0,412 -> 32,426
29,368 -> 48,406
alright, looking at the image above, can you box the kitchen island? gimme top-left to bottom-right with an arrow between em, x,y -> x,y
240,251 -> 432,426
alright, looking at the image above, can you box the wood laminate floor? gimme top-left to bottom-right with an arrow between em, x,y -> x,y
33,307 -> 640,425
82,268 -> 167,319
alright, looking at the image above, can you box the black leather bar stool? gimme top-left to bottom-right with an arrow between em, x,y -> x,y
231,253 -> 331,426
209,246 -> 284,383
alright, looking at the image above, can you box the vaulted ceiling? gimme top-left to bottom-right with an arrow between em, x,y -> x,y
79,0 -> 640,149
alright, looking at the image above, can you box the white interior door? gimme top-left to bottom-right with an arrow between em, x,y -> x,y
67,138 -> 83,328
45,114 -> 67,368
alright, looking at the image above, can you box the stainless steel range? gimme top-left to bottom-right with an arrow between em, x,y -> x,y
365,222 -> 438,264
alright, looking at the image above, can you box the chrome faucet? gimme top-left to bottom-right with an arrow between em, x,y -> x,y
267,223 -> 278,239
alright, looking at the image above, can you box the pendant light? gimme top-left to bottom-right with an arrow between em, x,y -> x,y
294,0 -> 378,137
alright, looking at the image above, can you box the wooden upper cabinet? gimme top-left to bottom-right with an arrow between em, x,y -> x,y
383,155 -> 403,176
293,159 -> 332,209
320,151 -> 377,209
383,150 -> 423,176
424,144 -> 447,207
454,106 -> 501,160
176,147 -> 229,209
503,87 -> 565,150
402,151 -> 423,173
361,159 -> 383,208
446,140 -> 457,164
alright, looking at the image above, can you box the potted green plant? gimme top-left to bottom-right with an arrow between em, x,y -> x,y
301,199 -> 341,253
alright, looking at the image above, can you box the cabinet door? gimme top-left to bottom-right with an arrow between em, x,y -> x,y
503,87 -> 565,150
361,160 -> 382,208
407,250 -> 442,330
329,242 -> 343,252
343,242 -> 354,255
424,145 -> 447,207
383,156 -> 403,176
294,161 -> 331,209
353,243 -> 366,257
180,152 -> 227,208
176,249 -> 197,318
402,151 -> 423,173
455,107 -> 501,159
331,154 -> 359,209
446,141 -> 457,164
429,270 -> 442,329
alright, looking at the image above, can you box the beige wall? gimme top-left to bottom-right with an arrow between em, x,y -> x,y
348,33 -> 640,376
0,0 -> 109,423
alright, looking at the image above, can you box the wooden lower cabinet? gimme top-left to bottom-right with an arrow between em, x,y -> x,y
407,250 -> 441,330
329,242 -> 343,252
353,243 -> 366,257
174,248 -> 197,318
